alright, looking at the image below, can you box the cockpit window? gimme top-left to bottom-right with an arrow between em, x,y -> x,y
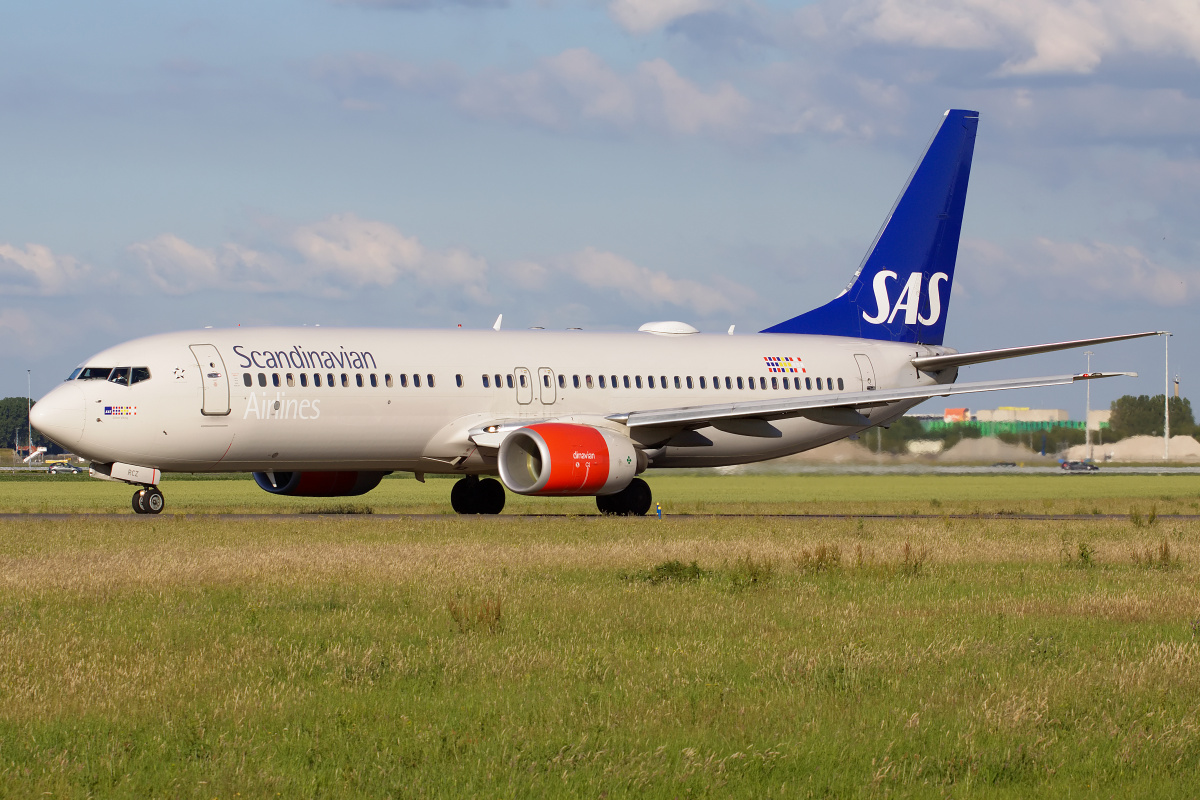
66,368 -> 83,381
77,367 -> 113,380
108,368 -> 131,386
130,367 -> 151,385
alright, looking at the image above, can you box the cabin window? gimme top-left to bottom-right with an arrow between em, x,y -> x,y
623,375 -> 630,389
837,377 -> 844,391
355,374 -> 363,388
573,375 -> 581,389
518,374 -> 526,388
269,373 -> 278,388
647,376 -> 655,389
635,376 -> 643,389
674,376 -> 682,389
586,375 -> 594,388
338,374 -> 346,388
371,374 -> 379,388
385,374 -> 393,388
760,377 -> 767,390
599,375 -> 607,388
558,374 -> 565,388
660,376 -> 667,389
300,373 -> 309,388
827,377 -> 833,390
482,375 -> 490,388
782,377 -> 789,390
257,373 -> 267,387
725,377 -> 732,389
454,374 -> 462,388
399,374 -> 408,388
816,377 -> 823,390
805,377 -> 812,390
685,376 -> 692,389
699,377 -> 706,389
413,374 -> 421,388
506,375 -> 514,389
314,373 -> 322,387
243,373 -> 252,386
771,377 -> 778,390
327,373 -> 335,387
494,374 -> 502,388
736,377 -> 744,390
286,373 -> 295,387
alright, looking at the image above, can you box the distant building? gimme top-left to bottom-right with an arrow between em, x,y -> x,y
944,408 -> 969,423
974,406 -> 1069,423
1087,409 -> 1111,431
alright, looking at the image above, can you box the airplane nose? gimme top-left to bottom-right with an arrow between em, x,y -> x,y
30,385 -> 84,447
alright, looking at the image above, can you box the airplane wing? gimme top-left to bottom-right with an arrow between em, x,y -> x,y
608,371 -> 1135,430
911,331 -> 1161,372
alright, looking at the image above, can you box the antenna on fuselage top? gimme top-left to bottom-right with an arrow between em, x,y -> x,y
728,325 -> 735,335
493,314 -> 503,331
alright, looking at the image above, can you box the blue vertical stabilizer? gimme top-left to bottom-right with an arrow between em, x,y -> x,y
762,109 -> 978,345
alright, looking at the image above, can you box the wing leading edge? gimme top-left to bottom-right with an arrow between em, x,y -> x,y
609,372 -> 1135,430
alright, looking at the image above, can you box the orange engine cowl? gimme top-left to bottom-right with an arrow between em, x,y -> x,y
497,423 -> 638,496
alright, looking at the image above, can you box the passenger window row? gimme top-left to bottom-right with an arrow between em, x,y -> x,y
241,372 -> 438,389
481,373 -> 846,392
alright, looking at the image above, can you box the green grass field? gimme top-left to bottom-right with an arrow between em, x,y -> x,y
2,474 -> 1199,797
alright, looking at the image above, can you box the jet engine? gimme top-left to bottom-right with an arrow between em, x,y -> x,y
252,470 -> 388,497
497,423 -> 638,496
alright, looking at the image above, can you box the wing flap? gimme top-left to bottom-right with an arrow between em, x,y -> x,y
613,372 -> 1136,430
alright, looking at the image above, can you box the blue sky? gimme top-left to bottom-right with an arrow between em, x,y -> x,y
3,0 -> 1198,419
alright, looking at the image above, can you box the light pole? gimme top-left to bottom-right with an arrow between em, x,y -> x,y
1164,333 -> 1171,461
1084,351 -> 1093,461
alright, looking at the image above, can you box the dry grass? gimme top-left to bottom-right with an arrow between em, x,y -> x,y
1,477 -> 1200,795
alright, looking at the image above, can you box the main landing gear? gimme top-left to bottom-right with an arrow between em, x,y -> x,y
132,486 -> 165,515
450,476 -> 506,515
596,478 -> 652,516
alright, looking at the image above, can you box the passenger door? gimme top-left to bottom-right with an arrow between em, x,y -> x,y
190,344 -> 231,415
854,354 -> 877,391
537,367 -> 556,405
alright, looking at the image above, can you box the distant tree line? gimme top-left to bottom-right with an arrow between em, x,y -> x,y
1108,395 -> 1194,438
0,397 -> 58,452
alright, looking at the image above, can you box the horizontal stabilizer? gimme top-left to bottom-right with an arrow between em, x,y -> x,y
912,331 -> 1163,372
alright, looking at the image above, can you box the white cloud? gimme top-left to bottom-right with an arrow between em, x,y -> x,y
0,243 -> 90,296
563,246 -> 756,315
963,236 -> 1197,307
324,49 -> 752,138
131,215 -> 490,301
837,0 -> 1200,76
608,0 -> 726,34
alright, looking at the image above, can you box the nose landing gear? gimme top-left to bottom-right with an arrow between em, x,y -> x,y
132,487 -> 165,514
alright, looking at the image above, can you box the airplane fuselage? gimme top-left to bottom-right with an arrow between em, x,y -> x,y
35,327 -> 951,474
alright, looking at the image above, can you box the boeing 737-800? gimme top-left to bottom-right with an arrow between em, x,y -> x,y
30,110 -> 1155,515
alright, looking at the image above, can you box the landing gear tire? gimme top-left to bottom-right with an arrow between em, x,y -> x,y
451,476 -> 507,515
596,477 -> 652,516
450,476 -> 479,514
476,478 -> 506,515
132,487 -> 165,515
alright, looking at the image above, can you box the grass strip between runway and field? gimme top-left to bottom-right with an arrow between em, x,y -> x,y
1,485 -> 1200,796
5,472 -> 1200,517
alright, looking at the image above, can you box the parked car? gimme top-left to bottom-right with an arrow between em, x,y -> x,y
1061,460 -> 1099,472
47,463 -> 83,474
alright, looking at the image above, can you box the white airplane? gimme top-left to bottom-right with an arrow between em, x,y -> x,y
31,110 -> 1154,515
